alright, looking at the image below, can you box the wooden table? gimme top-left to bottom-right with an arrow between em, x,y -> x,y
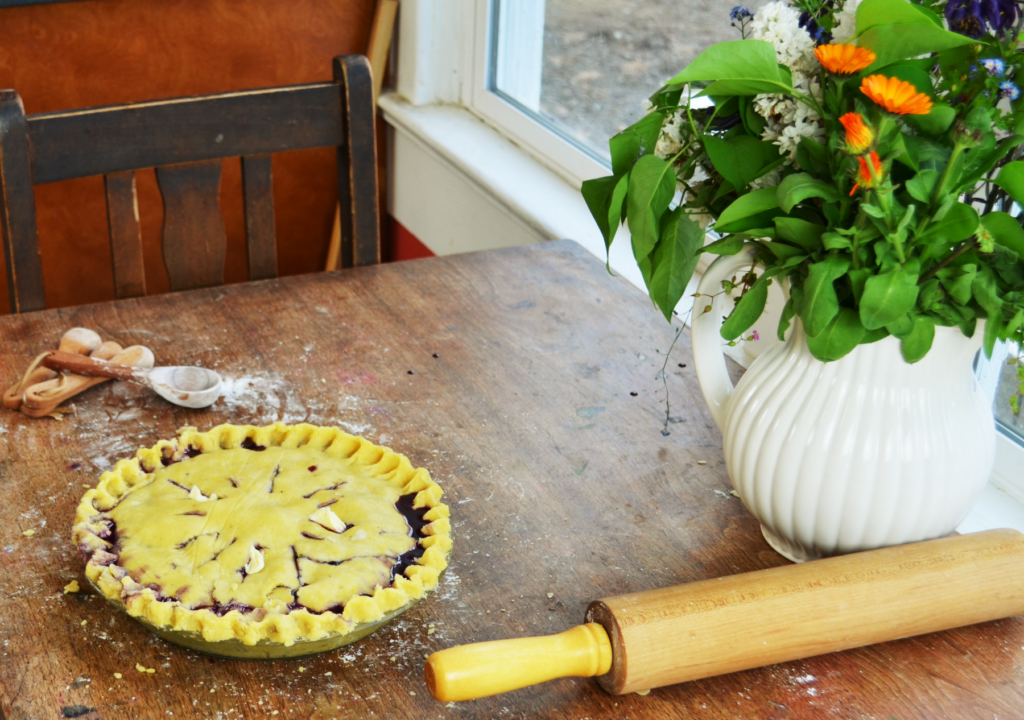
1,240 -> 1022,720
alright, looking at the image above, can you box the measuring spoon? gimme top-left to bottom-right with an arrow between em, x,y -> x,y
42,351 -> 222,409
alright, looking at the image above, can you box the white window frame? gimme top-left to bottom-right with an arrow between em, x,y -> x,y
388,0 -> 1024,525
466,0 -> 609,188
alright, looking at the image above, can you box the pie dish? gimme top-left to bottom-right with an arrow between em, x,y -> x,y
72,423 -> 452,658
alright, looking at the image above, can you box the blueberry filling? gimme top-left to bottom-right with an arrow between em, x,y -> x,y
391,493 -> 430,581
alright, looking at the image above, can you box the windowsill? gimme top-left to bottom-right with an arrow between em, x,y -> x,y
379,92 -> 650,292
379,90 -> 1024,537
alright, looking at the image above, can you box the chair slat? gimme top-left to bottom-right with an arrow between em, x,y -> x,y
1,54 -> 380,314
104,171 -> 146,299
28,83 -> 344,185
0,91 -> 45,313
156,161 -> 227,291
335,56 -> 380,268
241,155 -> 277,281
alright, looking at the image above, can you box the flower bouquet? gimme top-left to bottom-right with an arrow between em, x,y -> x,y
583,0 -> 1024,370
583,0 -> 1024,560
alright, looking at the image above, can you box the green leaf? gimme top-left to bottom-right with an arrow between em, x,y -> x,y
972,265 -> 1004,318
918,202 -> 980,246
778,296 -> 796,341
774,217 -> 825,251
905,169 -> 940,204
918,277 -> 945,311
721,276 -> 769,340
766,240 -> 809,261
984,309 -> 1001,358
863,327 -> 891,343
715,187 -> 783,233
901,314 -> 935,363
994,161 -> 1024,207
648,209 -> 705,321
904,103 -> 956,138
581,174 -> 628,254
855,0 -> 943,32
859,260 -> 921,330
703,134 -> 782,190
936,264 -> 977,305
668,40 -> 794,96
806,308 -> 867,362
626,155 -> 677,263
855,0 -> 974,69
956,139 -> 1024,198
777,173 -> 840,213
886,313 -> 915,339
822,232 -> 852,251
983,212 -> 1024,260
848,267 -> 871,304
739,95 -> 768,137
797,137 -> 830,176
703,235 -> 746,255
802,255 -> 851,337
609,112 -> 665,176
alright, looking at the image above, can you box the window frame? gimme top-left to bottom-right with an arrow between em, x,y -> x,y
466,0 -> 610,188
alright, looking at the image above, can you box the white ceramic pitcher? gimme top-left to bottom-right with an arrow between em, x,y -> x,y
691,247 -> 996,562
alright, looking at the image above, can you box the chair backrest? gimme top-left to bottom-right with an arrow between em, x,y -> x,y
0,54 -> 379,314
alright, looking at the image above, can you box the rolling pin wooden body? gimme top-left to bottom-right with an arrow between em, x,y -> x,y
426,529 -> 1024,701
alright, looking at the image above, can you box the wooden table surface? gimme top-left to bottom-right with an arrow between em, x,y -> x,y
1,240 -> 1023,720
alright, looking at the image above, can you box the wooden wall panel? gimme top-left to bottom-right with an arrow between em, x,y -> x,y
0,0 -> 375,313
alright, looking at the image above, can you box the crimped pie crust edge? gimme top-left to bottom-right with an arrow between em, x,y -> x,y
72,422 -> 452,647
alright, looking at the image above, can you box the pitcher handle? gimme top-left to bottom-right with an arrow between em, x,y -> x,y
691,245 -> 760,431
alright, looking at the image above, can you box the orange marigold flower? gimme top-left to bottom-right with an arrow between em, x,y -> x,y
814,44 -> 876,74
850,151 -> 884,195
839,112 -> 874,154
860,75 -> 933,115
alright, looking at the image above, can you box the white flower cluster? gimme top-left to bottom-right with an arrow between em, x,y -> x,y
831,0 -> 862,44
654,109 -> 688,159
749,1 -> 825,167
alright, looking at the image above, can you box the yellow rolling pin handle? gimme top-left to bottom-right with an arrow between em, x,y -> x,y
424,623 -> 612,702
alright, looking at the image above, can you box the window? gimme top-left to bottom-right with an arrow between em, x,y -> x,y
482,0 -> 770,179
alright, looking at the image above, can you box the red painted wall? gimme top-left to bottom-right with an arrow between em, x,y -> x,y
0,0 -> 378,314
388,217 -> 435,262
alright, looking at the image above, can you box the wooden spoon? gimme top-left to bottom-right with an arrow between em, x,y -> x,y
22,345 -> 153,418
3,328 -> 102,410
42,351 -> 222,409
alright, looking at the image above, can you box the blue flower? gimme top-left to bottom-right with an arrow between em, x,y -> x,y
982,58 -> 1006,76
1000,81 -> 1020,100
945,0 -> 1018,39
729,6 -> 753,21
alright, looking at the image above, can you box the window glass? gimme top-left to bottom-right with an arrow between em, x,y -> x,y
979,342 -> 1024,445
491,0 -> 770,163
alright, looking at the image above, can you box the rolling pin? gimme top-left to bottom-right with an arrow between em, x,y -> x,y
426,529 -> 1024,701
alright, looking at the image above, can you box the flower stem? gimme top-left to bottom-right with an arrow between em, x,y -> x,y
918,239 -> 977,284
851,208 -> 867,270
931,142 -> 966,207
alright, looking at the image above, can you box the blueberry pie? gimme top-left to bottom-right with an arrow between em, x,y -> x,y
72,423 -> 452,657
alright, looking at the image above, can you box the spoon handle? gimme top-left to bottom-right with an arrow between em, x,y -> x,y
41,350 -> 140,380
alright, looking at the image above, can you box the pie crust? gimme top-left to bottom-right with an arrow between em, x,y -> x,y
72,423 -> 452,650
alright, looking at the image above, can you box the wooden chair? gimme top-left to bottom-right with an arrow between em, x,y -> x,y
0,54 -> 380,314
